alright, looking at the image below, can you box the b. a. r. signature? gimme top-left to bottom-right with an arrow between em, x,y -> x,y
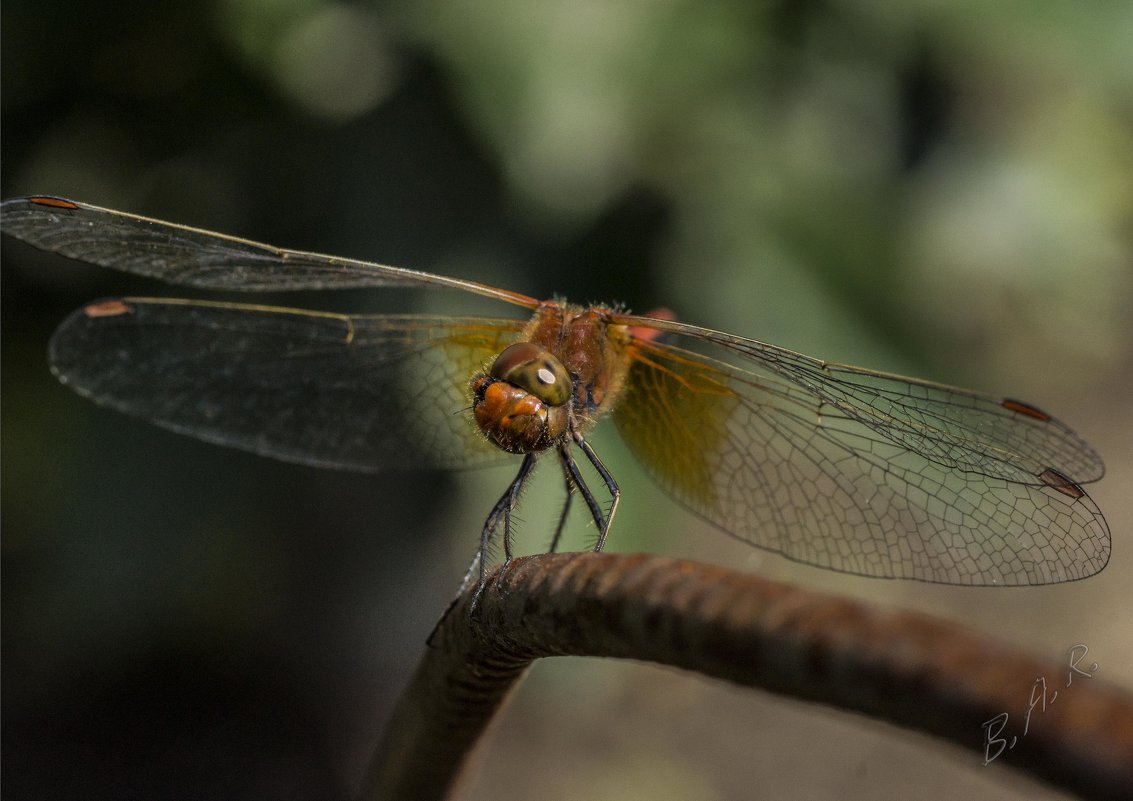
982,644 -> 1098,765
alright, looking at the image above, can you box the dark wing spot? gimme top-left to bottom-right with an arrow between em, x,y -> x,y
29,196 -> 80,210
1002,398 -> 1051,422
1039,467 -> 1086,499
84,300 -> 134,318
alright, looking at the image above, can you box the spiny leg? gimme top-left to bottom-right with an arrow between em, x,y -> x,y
547,461 -> 576,554
574,433 -> 620,552
479,452 -> 538,584
430,452 -> 539,643
557,442 -> 609,551
502,452 -> 537,561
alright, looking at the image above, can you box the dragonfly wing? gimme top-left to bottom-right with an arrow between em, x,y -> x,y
613,336 -> 1110,585
0,196 -> 539,306
612,314 -> 1105,486
50,298 -> 526,470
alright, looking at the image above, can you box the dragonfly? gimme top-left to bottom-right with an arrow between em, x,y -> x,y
0,195 -> 1111,587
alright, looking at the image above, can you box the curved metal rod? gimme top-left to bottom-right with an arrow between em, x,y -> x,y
359,552 -> 1133,801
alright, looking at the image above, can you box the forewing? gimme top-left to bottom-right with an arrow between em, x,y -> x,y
0,196 -> 539,306
613,333 -> 1110,586
50,298 -> 526,470
612,313 -> 1105,485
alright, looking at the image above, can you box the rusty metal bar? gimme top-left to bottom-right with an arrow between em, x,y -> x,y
359,552 -> 1133,801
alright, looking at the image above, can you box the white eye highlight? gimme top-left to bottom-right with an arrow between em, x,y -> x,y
488,342 -> 572,406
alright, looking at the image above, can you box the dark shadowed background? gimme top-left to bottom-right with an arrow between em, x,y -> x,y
3,2 -> 1131,799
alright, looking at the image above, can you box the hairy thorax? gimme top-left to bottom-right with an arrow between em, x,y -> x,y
470,301 -> 633,454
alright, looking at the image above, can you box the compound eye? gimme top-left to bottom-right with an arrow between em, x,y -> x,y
489,342 -> 571,406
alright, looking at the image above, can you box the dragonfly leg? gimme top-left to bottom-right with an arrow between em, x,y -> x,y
501,452 -> 537,564
429,453 -> 538,642
547,461 -> 575,553
476,452 -> 537,580
574,433 -> 620,552
558,440 -> 611,552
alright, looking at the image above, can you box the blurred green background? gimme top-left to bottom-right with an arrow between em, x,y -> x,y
3,1 -> 1131,799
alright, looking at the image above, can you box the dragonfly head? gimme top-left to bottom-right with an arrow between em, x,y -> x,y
470,343 -> 571,453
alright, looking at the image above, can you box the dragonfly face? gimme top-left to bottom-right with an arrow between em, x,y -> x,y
0,195 -> 1112,588
472,304 -> 631,454
471,343 -> 572,454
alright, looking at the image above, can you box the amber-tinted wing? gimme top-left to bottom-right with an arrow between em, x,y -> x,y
50,298 -> 526,470
612,316 -> 1109,585
0,196 -> 540,307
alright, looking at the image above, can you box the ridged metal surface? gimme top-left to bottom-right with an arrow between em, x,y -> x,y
361,552 -> 1133,801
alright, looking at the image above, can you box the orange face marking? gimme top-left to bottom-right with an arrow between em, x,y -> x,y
471,376 -> 567,454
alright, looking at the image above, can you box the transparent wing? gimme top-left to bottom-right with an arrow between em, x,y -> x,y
612,313 -> 1104,485
0,196 -> 540,306
50,297 -> 527,470
612,324 -> 1110,586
